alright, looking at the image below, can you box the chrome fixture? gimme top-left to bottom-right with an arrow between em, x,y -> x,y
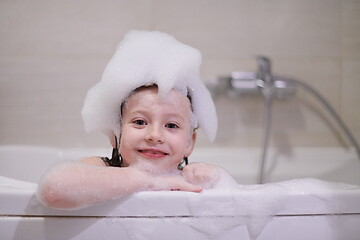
210,56 -> 360,184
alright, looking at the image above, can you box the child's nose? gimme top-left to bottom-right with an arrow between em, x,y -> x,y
145,125 -> 164,143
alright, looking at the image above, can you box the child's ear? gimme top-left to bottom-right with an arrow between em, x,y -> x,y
185,131 -> 197,157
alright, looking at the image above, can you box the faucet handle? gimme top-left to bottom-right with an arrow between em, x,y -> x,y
256,56 -> 272,83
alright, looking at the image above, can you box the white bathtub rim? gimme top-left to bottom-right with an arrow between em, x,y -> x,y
1,181 -> 360,218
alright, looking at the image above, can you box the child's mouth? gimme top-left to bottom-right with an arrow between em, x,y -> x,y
138,149 -> 169,158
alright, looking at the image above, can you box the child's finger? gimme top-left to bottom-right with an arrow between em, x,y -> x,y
171,179 -> 202,193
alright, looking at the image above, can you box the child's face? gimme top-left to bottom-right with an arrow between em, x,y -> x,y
119,87 -> 196,173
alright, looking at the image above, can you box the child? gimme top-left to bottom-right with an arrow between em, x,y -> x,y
37,31 -> 237,210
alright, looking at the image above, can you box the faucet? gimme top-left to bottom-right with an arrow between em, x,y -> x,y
210,56 -> 360,184
257,56 -> 272,83
255,56 -> 274,184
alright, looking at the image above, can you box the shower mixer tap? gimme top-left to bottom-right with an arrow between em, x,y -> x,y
210,56 -> 360,184
220,57 -> 296,100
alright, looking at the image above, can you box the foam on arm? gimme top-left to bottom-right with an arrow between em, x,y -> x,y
37,161 -> 201,210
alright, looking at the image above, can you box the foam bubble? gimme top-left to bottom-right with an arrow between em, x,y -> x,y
186,178 -> 359,239
82,30 -> 217,142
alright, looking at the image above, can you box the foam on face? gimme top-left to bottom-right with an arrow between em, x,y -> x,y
81,30 -> 217,143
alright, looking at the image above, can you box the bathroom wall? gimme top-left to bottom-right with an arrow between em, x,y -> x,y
1,0 -> 359,149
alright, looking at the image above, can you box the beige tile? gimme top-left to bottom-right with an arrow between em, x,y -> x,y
341,60 -> 360,145
214,95 -> 264,146
201,57 -> 257,83
0,57 -> 110,147
342,0 -> 360,58
155,0 -> 341,58
271,58 -> 344,147
272,97 -> 349,147
272,58 -> 342,110
0,0 -> 154,58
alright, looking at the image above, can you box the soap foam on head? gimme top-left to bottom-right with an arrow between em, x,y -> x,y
81,30 -> 217,143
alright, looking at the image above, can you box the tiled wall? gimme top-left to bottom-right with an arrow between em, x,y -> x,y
1,0 -> 359,149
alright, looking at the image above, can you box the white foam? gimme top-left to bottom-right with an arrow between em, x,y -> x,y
276,177 -> 359,193
81,30 -> 217,142
186,178 -> 360,239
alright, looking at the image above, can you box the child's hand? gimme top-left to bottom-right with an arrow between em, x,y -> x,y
182,163 -> 222,189
149,174 -> 202,193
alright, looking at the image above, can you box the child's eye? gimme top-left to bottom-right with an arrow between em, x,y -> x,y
165,123 -> 179,129
133,119 -> 147,126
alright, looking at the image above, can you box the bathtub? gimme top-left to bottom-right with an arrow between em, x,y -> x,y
1,145 -> 360,240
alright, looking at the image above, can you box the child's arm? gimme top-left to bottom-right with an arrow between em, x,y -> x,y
182,162 -> 238,189
37,157 -> 201,210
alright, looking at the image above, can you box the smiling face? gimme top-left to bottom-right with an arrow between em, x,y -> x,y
119,86 -> 196,174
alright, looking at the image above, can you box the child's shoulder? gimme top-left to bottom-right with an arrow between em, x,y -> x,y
80,156 -> 107,166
